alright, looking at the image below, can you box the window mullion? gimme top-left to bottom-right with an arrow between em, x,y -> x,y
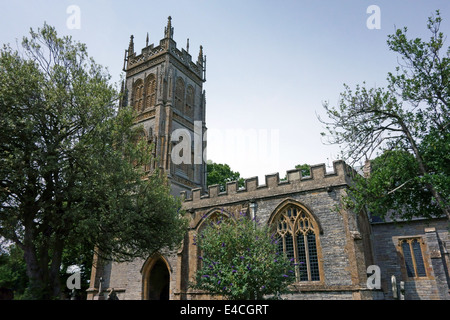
304,233 -> 311,281
292,230 -> 299,281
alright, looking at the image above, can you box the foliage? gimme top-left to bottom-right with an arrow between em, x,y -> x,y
348,150 -> 443,221
295,164 -> 310,177
191,213 -> 296,300
320,11 -> 449,220
0,245 -> 28,299
0,242 -> 92,300
206,161 -> 245,192
0,23 -> 187,299
282,164 -> 310,181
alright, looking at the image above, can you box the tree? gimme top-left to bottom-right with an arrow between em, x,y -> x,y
206,161 -> 245,192
319,11 -> 449,220
348,150 -> 444,221
0,245 -> 28,299
0,23 -> 187,299
295,164 -> 311,177
282,164 -> 310,181
191,213 -> 296,300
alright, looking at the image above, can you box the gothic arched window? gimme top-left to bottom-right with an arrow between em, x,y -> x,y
133,79 -> 144,112
271,203 -> 321,282
145,74 -> 157,109
186,85 -> 194,118
175,77 -> 185,112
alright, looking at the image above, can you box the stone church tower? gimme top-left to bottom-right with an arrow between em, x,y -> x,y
122,16 -> 207,196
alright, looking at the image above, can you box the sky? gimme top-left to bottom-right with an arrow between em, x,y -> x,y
1,0 -> 449,182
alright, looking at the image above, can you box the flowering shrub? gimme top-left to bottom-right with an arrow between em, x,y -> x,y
191,213 -> 296,300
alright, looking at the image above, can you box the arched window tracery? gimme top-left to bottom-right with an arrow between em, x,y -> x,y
175,77 -> 185,112
185,85 -> 194,118
272,204 -> 321,282
145,74 -> 157,109
133,79 -> 144,112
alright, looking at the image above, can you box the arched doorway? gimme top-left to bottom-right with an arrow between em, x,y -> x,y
142,256 -> 170,300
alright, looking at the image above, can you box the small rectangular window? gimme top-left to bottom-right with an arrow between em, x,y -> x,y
399,237 -> 428,279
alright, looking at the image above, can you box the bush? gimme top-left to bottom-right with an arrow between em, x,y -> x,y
191,212 -> 296,300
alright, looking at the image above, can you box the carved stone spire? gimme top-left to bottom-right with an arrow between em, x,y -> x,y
164,16 -> 173,39
197,45 -> 203,64
128,35 -> 134,54
146,32 -> 149,47
186,38 -> 189,53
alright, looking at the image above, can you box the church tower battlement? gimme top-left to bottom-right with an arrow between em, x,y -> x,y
122,16 -> 207,196
182,160 -> 357,210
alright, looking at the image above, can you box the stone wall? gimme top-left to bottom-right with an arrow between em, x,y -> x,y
88,160 -> 449,300
176,160 -> 379,300
371,218 -> 450,300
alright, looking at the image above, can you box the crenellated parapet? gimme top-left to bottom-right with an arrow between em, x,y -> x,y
125,16 -> 205,81
181,160 -> 358,209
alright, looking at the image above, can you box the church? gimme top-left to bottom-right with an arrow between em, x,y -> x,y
86,17 -> 450,300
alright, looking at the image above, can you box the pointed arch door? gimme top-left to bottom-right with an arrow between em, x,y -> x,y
142,255 -> 170,300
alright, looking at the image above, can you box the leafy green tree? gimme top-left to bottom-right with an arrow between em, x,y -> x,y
191,213 -> 296,300
281,164 -> 310,181
0,245 -> 28,299
59,244 -> 92,300
0,23 -> 187,299
206,161 -> 245,192
319,11 -> 449,220
347,150 -> 443,221
294,164 -> 310,177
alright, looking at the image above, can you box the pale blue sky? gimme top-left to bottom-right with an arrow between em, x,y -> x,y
1,1 -> 449,181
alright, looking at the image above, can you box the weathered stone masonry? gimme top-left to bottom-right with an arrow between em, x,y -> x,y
87,160 -> 450,300
88,161 -> 382,300
177,160 -> 378,300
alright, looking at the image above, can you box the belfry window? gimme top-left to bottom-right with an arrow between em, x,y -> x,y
273,205 -> 321,282
175,77 -> 185,112
145,74 -> 157,108
185,85 -> 194,118
133,79 -> 144,112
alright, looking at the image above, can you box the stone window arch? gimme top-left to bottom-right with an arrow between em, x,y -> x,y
132,78 -> 144,112
145,74 -> 157,109
185,85 -> 195,118
269,200 -> 323,283
174,77 -> 185,113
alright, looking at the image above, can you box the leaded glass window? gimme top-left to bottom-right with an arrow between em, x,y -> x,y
274,205 -> 321,282
399,238 -> 428,278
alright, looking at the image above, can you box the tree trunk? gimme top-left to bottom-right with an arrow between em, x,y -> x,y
22,207 -> 45,299
22,208 -> 65,299
23,244 -> 44,299
49,237 -> 65,299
